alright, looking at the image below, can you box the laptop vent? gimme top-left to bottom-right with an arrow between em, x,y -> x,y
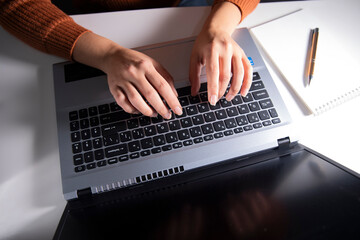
93,165 -> 185,194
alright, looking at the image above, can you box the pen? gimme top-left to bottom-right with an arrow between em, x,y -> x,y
307,28 -> 319,85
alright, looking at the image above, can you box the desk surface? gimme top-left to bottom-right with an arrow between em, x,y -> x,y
0,0 -> 359,239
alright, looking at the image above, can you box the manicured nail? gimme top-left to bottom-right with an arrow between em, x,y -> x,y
226,94 -> 234,101
165,111 -> 172,120
175,106 -> 183,116
210,95 -> 218,106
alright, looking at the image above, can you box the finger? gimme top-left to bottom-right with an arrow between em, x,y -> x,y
218,51 -> 232,100
154,61 -> 178,97
226,53 -> 244,101
146,68 -> 183,117
240,52 -> 253,97
110,86 -> 139,114
121,82 -> 158,117
206,52 -> 220,106
189,55 -> 202,96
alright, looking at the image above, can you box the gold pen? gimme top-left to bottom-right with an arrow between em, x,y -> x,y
307,28 -> 319,85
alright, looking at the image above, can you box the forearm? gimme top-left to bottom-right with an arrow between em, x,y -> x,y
204,1 -> 242,35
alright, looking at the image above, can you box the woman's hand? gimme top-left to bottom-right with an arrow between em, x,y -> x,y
189,2 -> 253,105
73,32 -> 182,119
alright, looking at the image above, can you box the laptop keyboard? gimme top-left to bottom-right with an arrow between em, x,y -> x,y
69,72 -> 281,173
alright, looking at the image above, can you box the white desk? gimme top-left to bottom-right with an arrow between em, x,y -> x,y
0,0 -> 359,239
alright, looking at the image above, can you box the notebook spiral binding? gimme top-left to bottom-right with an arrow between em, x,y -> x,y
314,86 -> 360,116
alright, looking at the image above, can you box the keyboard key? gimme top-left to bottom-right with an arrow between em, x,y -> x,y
82,140 -> 93,151
153,135 -> 166,146
79,109 -> 88,119
100,111 -> 131,125
105,144 -> 128,157
253,89 -> 269,100
80,119 -> 89,129
71,132 -> 80,142
144,125 -> 156,136
180,117 -> 193,128
204,135 -> 214,141
220,99 -> 232,108
81,129 -> 91,140
234,127 -> 243,134
272,118 -> 281,124
93,138 -> 103,149
248,102 -> 261,112
132,128 -> 144,139
128,141 -> 141,152
258,110 -> 270,120
186,105 -> 198,116
162,145 -> 172,151
231,95 -> 243,105
253,123 -> 263,129
165,132 -> 178,143
119,155 -> 129,162
247,113 -> 259,123
192,115 -> 205,125
127,119 -> 139,129
238,104 -> 250,114
244,125 -> 253,131
141,150 -> 151,157
98,104 -> 110,114
151,115 -> 163,123
156,123 -> 169,134
200,92 -> 208,102
183,140 -> 193,146
197,103 -> 210,113
209,102 -> 221,110
194,137 -> 203,144
213,121 -> 226,132
75,165 -> 86,173
91,127 -> 101,138
269,108 -> 278,118
139,116 -> 151,126
70,121 -> 79,131
94,149 -> 105,160
103,134 -> 120,146
242,94 -> 254,103
189,95 -> 201,104
73,154 -> 83,165
215,109 -> 227,120
89,117 -> 99,127
97,160 -> 107,167
72,143 -> 82,154
69,111 -> 78,121
201,124 -> 214,134
224,118 -> 237,129
140,138 -> 153,149
130,152 -> 140,159
236,116 -> 248,126
262,120 -> 272,126
173,142 -> 183,149
214,132 -> 224,139
101,122 -> 126,135
120,131 -> 132,142
226,107 -> 238,117
250,81 -> 264,91
84,151 -> 94,163
179,97 -> 190,106
169,120 -> 181,131
190,126 -> 202,137
224,130 -> 233,136
204,112 -> 216,122
151,147 -> 162,154
178,129 -> 190,140
110,102 -> 121,112
108,158 -> 118,164
88,106 -> 98,116
259,99 -> 274,109
253,72 -> 261,80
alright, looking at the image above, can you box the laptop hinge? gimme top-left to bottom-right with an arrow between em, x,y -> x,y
277,137 -> 291,150
77,187 -> 92,199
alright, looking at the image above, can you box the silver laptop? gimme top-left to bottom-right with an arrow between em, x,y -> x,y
53,28 -> 296,201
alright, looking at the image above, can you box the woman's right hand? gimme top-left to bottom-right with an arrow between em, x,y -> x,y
73,32 -> 182,119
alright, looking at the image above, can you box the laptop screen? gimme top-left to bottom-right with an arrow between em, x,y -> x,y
54,146 -> 360,239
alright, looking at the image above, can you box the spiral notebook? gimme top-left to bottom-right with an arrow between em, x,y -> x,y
250,6 -> 360,115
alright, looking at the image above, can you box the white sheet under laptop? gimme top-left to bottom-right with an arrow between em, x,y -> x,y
53,28 -> 297,200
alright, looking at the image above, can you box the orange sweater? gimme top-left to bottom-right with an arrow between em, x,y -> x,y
0,0 -> 259,60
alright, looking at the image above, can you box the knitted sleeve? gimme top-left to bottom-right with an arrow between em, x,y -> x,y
0,0 -> 90,60
214,0 -> 260,22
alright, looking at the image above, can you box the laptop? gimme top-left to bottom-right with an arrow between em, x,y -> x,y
53,28 -> 360,239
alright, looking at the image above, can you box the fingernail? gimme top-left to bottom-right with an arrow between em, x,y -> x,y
210,95 -> 218,106
175,106 -> 183,116
241,89 -> 249,97
226,94 -> 234,101
165,111 -> 172,120
151,112 -> 158,118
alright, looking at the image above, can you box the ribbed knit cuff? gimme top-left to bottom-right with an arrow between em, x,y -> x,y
213,0 -> 260,22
